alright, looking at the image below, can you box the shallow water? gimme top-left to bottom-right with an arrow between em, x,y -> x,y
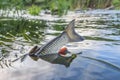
0,10 -> 120,80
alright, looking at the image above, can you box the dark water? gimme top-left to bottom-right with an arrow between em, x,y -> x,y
0,10 -> 120,80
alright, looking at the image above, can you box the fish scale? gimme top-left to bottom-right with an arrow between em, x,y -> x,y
37,32 -> 69,56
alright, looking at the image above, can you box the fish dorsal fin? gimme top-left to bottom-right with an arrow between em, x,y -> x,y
65,19 -> 84,42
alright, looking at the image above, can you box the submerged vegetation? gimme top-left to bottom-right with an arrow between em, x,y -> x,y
0,18 -> 47,43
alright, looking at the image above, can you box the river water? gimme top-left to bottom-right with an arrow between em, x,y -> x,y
0,10 -> 120,80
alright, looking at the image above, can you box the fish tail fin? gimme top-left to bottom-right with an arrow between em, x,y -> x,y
65,19 -> 84,42
29,46 -> 39,61
30,56 -> 39,61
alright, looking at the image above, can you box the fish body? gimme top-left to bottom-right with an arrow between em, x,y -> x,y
29,19 -> 84,61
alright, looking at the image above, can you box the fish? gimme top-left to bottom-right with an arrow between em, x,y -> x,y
29,19 -> 84,61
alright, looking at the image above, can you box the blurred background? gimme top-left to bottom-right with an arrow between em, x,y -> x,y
0,0 -> 119,16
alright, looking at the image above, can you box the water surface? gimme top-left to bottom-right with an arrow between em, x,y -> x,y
0,10 -> 120,80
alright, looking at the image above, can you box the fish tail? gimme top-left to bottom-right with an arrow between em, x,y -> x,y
29,55 -> 39,61
65,19 -> 84,42
29,46 -> 39,61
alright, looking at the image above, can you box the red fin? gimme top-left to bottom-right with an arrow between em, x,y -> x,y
58,47 -> 67,55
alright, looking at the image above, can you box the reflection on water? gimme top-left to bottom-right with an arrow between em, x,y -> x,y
0,10 -> 120,80
30,53 -> 77,67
